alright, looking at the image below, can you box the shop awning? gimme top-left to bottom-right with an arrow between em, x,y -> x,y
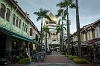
0,27 -> 33,42
51,41 -> 60,45
12,34 -> 33,42
84,38 -> 100,44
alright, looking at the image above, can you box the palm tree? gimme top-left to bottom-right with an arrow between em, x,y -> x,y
42,25 -> 50,52
76,0 -> 81,58
56,19 -> 66,51
34,8 -> 51,50
56,0 -> 76,54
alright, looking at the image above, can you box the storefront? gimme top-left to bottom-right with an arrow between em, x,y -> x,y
0,27 -> 33,61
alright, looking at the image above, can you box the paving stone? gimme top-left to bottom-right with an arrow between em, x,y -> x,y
36,63 -> 68,66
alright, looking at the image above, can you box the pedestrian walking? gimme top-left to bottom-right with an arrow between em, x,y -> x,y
57,49 -> 58,54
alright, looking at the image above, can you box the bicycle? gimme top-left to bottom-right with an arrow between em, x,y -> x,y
40,51 -> 46,61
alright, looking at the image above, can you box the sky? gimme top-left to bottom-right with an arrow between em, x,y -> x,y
16,0 -> 100,34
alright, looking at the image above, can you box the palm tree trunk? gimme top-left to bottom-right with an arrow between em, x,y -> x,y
66,7 -> 70,54
41,18 -> 43,50
60,33 -> 62,51
76,0 -> 81,58
62,20 -> 64,51
45,33 -> 47,52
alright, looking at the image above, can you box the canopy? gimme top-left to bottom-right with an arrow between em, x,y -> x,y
84,38 -> 100,44
51,41 -> 60,45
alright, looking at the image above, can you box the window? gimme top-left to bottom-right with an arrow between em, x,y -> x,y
6,8 -> 10,22
30,28 -> 32,36
26,28 -> 27,32
0,4 -> 1,16
16,17 -> 18,27
25,24 -> 26,32
0,3 -> 6,18
23,22 -> 25,31
26,25 -> 27,32
13,14 -> 15,25
35,34 -> 38,41
92,29 -> 95,39
19,19 -> 21,28
99,25 -> 100,32
85,32 -> 87,41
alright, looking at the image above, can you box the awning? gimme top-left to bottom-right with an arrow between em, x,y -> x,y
84,38 -> 100,44
0,27 -> 33,42
12,34 -> 32,42
51,41 -> 60,45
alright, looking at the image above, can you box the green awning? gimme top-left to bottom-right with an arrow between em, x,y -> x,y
0,27 -> 33,42
12,34 -> 32,42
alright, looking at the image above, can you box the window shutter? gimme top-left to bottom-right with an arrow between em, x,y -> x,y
2,8 -> 5,19
1,8 -> 3,18
8,13 -> 10,22
6,9 -> 10,22
6,12 -> 8,21
30,28 -> 32,36
16,17 -> 18,27
0,8 -> 1,16
13,16 -> 15,25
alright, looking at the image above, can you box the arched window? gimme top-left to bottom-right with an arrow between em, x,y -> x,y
0,3 -> 6,18
19,19 -> 21,28
6,8 -> 10,22
30,28 -> 32,36
26,25 -> 27,32
23,22 -> 25,31
13,14 -> 16,25
16,17 -> 18,27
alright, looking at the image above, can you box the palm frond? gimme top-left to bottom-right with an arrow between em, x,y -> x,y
40,31 -> 45,40
56,9 -> 64,17
36,16 -> 42,21
44,15 -> 51,21
62,16 -> 66,20
56,0 -> 75,9
33,7 -> 50,21
70,3 -> 76,8
63,27 -> 66,30
56,1 -> 67,8
63,10 -> 67,17
42,26 -> 50,36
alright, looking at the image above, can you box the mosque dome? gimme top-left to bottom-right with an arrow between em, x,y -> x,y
45,11 -> 57,23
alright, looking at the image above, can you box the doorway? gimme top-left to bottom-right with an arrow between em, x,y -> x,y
0,34 -> 6,58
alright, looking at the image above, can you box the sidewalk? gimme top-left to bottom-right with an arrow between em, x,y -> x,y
4,63 -> 26,66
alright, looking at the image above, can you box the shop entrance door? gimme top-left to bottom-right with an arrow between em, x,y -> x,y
0,35 -> 6,58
